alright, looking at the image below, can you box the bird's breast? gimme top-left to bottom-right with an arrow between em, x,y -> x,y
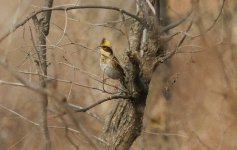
100,57 -> 122,79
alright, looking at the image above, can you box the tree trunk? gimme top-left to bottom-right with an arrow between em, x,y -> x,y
102,1 -> 164,149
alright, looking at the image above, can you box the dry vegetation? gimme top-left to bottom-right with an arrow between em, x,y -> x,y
0,0 -> 236,150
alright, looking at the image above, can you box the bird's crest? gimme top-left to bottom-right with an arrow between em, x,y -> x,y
100,38 -> 112,48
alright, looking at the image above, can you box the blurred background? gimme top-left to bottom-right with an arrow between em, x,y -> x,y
0,0 -> 236,149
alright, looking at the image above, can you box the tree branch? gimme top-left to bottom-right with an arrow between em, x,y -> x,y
161,9 -> 192,33
158,21 -> 193,63
0,5 -> 147,43
31,1 -> 54,149
69,95 -> 132,112
41,0 -> 54,35
192,0 -> 226,38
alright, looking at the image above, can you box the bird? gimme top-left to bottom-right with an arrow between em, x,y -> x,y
98,38 -> 126,88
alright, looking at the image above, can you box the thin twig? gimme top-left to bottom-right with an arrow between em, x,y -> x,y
0,103 -> 105,147
55,10 -> 68,46
59,62 -> 124,93
158,21 -> 193,63
17,70 -> 112,93
0,104 -> 39,126
0,80 -> 25,87
192,0 -> 226,39
7,131 -> 33,150
190,130 -> 212,150
0,59 -> 45,93
144,130 -> 188,138
161,9 -> 192,33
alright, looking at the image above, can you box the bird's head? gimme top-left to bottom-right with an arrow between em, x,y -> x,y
99,38 -> 113,56
100,38 -> 112,48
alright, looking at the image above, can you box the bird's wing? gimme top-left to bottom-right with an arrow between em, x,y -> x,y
112,56 -> 125,76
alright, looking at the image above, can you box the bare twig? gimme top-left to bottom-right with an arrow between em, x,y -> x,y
55,10 -> 68,46
65,103 -> 103,122
18,70 -> 112,93
161,9 -> 192,33
0,59 -> 44,93
0,104 -> 38,126
0,80 -> 25,87
59,62 -> 124,93
192,0 -> 226,38
158,21 -> 193,63
144,130 -> 188,138
63,102 -> 101,149
0,58 -> 105,150
190,130 -> 212,150
7,131 -> 32,150
69,17 -> 132,26
0,104 -> 104,149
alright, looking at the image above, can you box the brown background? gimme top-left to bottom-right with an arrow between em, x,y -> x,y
0,0 -> 236,149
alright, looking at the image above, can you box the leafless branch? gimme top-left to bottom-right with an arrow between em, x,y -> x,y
0,80 -> 25,87
70,95 -> 132,112
0,4 -> 147,43
0,104 -> 39,126
0,103 -> 104,149
161,9 -> 192,33
55,10 -> 68,46
59,62 -> 124,93
190,130 -> 212,150
158,21 -> 193,63
192,0 -> 226,38
17,70 -> 115,94
143,130 -> 188,138
0,58 -> 102,149
0,103 -> 103,142
7,131 -> 32,150
0,59 -> 44,93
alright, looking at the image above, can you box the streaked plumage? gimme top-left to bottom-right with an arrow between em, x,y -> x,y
99,38 -> 125,81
